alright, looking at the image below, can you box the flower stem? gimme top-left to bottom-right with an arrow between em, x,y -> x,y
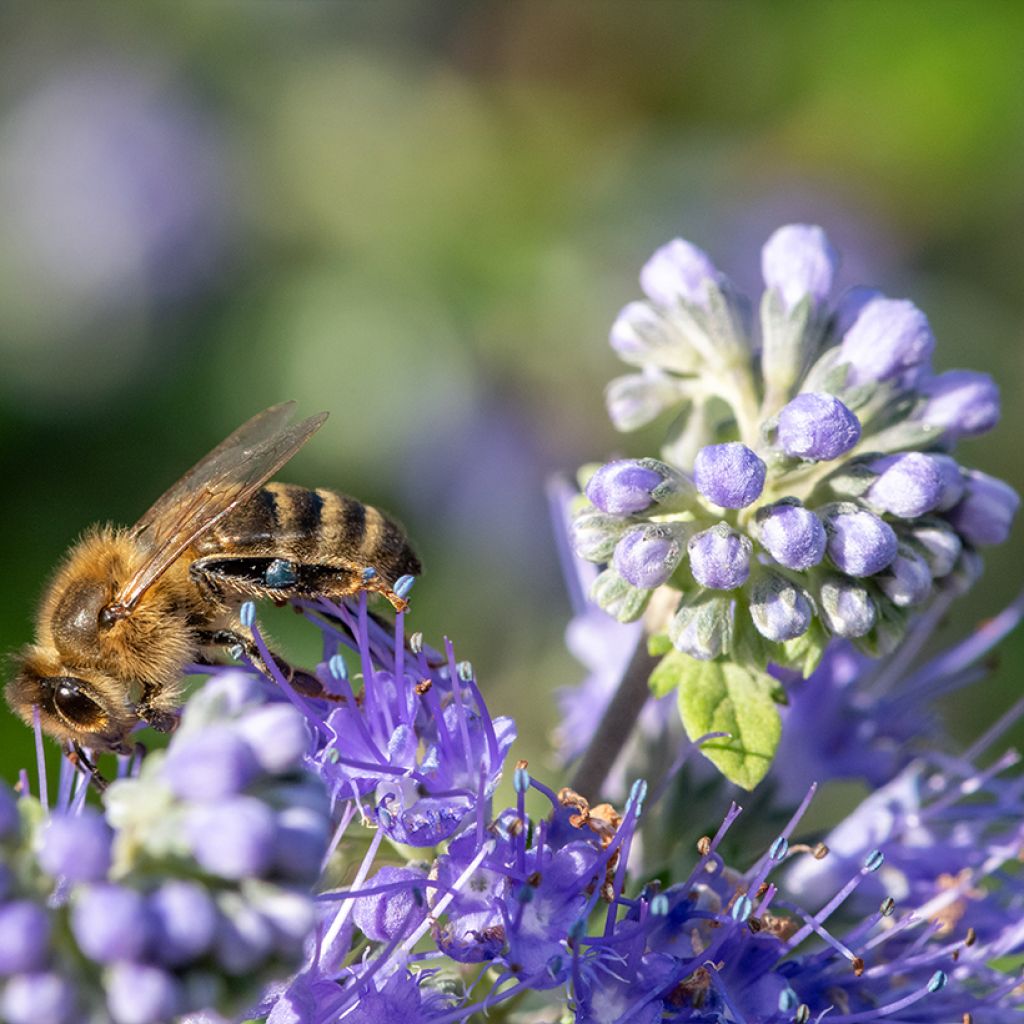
570,637 -> 660,800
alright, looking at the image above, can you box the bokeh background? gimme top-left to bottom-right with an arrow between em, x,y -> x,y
1,3 -> 1022,783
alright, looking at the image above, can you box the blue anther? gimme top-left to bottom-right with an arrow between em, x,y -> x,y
880,896 -> 895,917
457,660 -> 473,681
362,567 -> 377,581
409,632 -> 423,654
240,601 -> 256,628
394,574 -> 415,598
629,778 -> 648,810
863,849 -> 885,873
546,955 -> 563,979
324,749 -> 340,764
769,836 -> 790,862
731,894 -> 753,922
927,970 -> 947,993
513,766 -> 530,793
794,1005 -> 810,1024
328,654 -> 348,681
568,918 -> 587,941
778,989 -> 799,1012
516,885 -> 534,905
650,893 -> 669,916
264,558 -> 297,588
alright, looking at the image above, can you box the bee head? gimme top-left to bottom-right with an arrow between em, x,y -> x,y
5,648 -> 136,754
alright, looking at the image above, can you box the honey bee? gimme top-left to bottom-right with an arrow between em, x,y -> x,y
5,402 -> 420,763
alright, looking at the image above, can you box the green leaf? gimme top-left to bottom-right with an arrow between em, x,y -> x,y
647,632 -> 674,658
676,660 -> 782,790
648,649 -> 690,697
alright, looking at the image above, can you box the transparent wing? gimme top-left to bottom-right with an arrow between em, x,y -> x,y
112,403 -> 328,612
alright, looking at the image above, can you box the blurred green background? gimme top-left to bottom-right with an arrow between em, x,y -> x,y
1,2 -> 1022,784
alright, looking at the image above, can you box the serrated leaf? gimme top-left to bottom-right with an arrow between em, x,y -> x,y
648,649 -> 690,697
676,660 -> 782,790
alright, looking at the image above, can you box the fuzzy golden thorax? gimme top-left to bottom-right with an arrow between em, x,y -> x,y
6,526 -> 203,750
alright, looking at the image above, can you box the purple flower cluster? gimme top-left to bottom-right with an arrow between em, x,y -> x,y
579,224 -> 1018,668
0,666 -> 328,1024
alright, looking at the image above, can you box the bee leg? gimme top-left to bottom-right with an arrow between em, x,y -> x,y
138,706 -> 179,735
194,629 -> 332,702
66,741 -> 109,793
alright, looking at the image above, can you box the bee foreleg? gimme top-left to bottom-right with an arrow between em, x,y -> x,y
66,741 -> 109,793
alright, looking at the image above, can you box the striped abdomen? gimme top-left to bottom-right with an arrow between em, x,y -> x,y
196,482 -> 421,584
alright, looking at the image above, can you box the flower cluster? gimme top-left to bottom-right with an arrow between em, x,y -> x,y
0,674 -> 328,1024
574,225 -> 1018,670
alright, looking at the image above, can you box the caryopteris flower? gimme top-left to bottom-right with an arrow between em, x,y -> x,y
572,223 -> 1018,785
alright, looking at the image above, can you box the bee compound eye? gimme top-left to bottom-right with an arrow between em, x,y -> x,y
50,678 -> 107,729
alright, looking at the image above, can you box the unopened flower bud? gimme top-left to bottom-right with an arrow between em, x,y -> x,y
571,508 -> 628,563
668,593 -> 734,660
107,962 -> 181,1024
822,504 -> 898,577
1,973 -> 76,1024
164,725 -> 261,802
236,704 -> 313,775
694,443 -> 766,509
0,901 -> 51,974
605,370 -> 684,430
776,393 -> 860,461
749,573 -> 813,642
877,547 -> 932,607
839,297 -> 934,387
188,796 -> 278,880
818,576 -> 877,638
640,237 -> 720,309
761,224 -> 838,311
688,524 -> 752,591
37,808 -> 112,883
585,459 -> 692,516
71,884 -> 152,963
867,453 -> 963,519
149,881 -> 218,967
612,523 -> 687,589
905,519 -> 962,578
754,499 -> 827,571
919,369 -> 1000,440
946,470 -> 1020,546
0,783 -> 18,840
273,805 -> 330,883
590,568 -> 651,623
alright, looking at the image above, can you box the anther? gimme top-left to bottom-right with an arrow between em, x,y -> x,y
650,893 -> 669,916
394,574 -> 415,599
852,956 -> 864,977
769,835 -> 790,861
863,849 -> 885,873
927,970 -> 947,993
409,631 -> 423,654
794,1004 -> 810,1024
414,679 -> 431,695
812,841 -> 829,860
965,926 -> 977,947
731,894 -> 753,922
880,896 -> 895,916
240,601 -> 256,628
456,660 -> 473,682
697,836 -> 712,856
328,654 -> 348,681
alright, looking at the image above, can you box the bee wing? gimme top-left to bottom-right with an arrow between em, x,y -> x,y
113,403 -> 329,612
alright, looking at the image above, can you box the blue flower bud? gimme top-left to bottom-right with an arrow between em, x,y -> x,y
688,524 -> 752,591
818,576 -> 877,638
755,500 -> 827,570
776,393 -> 861,461
188,796 -> 278,880
149,880 -> 218,967
839,296 -> 934,387
612,523 -> 686,589
749,573 -> 813,642
236,704 -> 313,775
878,547 -> 932,607
605,370 -> 685,430
867,453 -> 963,519
946,470 -> 1020,546
833,285 -> 882,338
761,223 -> 838,311
164,725 -> 261,802
639,237 -> 720,309
585,459 -> 669,515
906,520 -> 962,578
0,783 -> 18,840
919,369 -> 1000,440
571,508 -> 627,562
668,593 -> 734,660
0,901 -> 51,974
214,893 -> 275,974
36,808 -> 112,882
107,962 -> 181,1024
273,805 -> 330,883
823,505 -> 898,576
352,866 -> 428,942
1,973 -> 76,1024
253,889 -> 315,958
71,884 -> 152,963
694,443 -> 766,509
